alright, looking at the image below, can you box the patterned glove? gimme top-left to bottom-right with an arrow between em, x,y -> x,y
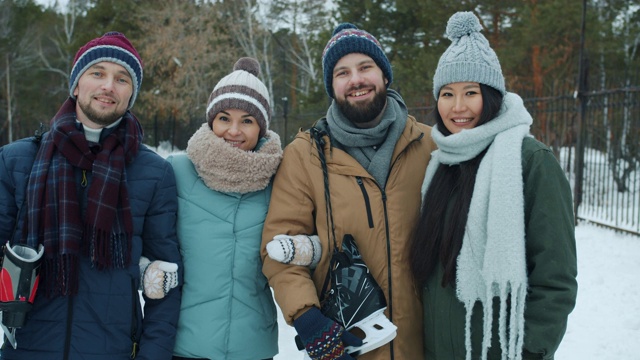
266,234 -> 322,269
294,307 -> 362,360
139,256 -> 178,299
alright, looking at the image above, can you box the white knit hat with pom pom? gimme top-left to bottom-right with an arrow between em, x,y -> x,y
206,57 -> 271,138
432,11 -> 505,99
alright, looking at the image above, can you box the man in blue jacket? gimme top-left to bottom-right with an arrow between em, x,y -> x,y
0,31 -> 181,359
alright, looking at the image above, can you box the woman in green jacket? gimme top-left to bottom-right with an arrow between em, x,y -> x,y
168,58 -> 282,360
408,12 -> 577,360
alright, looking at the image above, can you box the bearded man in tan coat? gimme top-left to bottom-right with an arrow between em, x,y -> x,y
261,23 -> 436,360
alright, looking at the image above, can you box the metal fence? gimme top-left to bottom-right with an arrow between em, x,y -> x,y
508,86 -> 640,235
409,85 -> 640,235
570,86 -> 640,235
149,83 -> 640,235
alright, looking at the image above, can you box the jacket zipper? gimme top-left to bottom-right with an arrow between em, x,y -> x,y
382,131 -> 425,360
356,177 -> 374,228
63,296 -> 74,359
380,189 -> 396,358
63,167 -> 86,359
130,279 -> 139,359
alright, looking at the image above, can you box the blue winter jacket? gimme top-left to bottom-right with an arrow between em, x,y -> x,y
168,153 -> 278,359
0,128 -> 182,359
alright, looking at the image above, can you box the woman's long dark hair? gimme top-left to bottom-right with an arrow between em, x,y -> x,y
409,84 -> 504,288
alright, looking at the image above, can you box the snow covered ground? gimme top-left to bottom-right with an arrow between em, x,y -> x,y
274,222 -> 640,359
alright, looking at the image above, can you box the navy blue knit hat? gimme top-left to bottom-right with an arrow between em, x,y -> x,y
69,31 -> 143,109
322,23 -> 392,98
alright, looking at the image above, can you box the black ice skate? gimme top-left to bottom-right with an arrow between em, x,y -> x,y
320,234 -> 397,356
0,242 -> 44,349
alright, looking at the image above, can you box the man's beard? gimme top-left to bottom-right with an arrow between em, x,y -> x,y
78,97 -> 126,126
336,86 -> 387,125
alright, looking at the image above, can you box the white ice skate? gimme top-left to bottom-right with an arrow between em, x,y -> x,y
277,234 -> 397,357
343,306 -> 397,355
318,234 -> 397,356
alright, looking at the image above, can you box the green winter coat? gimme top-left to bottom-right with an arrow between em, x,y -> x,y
422,137 -> 577,360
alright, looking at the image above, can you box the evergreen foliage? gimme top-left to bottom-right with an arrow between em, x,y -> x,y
0,0 -> 638,148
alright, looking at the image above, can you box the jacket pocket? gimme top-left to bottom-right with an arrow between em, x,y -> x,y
356,177 -> 374,228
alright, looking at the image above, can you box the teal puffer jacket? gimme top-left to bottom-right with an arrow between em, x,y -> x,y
168,154 -> 278,360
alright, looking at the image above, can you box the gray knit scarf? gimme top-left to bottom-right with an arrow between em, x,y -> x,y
186,123 -> 282,194
326,89 -> 407,188
421,93 -> 533,360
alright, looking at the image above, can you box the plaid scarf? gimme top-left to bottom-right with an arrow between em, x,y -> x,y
24,98 -> 142,296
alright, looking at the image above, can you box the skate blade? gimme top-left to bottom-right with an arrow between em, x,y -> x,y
0,315 -> 17,349
345,309 -> 397,356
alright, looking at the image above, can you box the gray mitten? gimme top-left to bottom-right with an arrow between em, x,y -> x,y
266,234 -> 322,269
139,256 -> 178,299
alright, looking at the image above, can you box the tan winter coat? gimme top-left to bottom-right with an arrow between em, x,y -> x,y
261,116 -> 436,360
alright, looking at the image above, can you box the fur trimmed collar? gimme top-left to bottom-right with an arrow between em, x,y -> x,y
186,123 -> 282,194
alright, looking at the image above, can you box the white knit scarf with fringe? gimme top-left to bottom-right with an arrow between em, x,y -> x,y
421,92 -> 533,360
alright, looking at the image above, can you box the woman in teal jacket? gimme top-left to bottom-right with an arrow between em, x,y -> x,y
408,12 -> 577,360
168,58 -> 282,360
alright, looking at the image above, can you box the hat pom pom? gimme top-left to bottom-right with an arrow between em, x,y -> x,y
446,11 -> 482,40
333,22 -> 358,36
233,57 -> 260,77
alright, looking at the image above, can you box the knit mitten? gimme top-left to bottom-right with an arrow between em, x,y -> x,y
294,307 -> 362,360
266,234 -> 322,269
139,256 -> 178,299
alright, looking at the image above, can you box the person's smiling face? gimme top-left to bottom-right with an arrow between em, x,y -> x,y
332,53 -> 388,128
211,109 -> 261,151
437,82 -> 484,134
73,62 -> 133,128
